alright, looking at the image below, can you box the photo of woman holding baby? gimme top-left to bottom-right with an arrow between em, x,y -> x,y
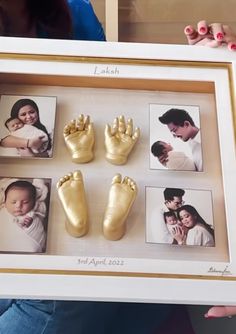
171,204 -> 215,247
0,95 -> 57,158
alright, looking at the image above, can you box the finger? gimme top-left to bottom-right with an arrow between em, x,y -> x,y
210,23 -> 225,42
222,25 -> 236,50
222,25 -> 236,44
197,20 -> 209,35
69,119 -> 77,133
63,124 -> 71,136
105,124 -> 112,138
172,227 -> 177,234
84,115 -> 90,129
112,117 -> 118,135
125,118 -> 133,136
228,42 -> 236,51
184,26 -> 199,40
87,123 -> 94,136
184,25 -> 194,36
205,306 -> 236,318
132,127 -> 140,142
118,115 -> 126,133
77,114 -> 85,131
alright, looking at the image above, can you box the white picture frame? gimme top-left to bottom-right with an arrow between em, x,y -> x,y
0,37 -> 236,304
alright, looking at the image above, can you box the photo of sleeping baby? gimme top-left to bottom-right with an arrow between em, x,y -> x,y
146,187 -> 215,247
0,177 -> 51,253
0,94 -> 57,158
149,104 -> 203,171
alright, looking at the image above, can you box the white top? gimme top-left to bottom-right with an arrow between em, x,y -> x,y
186,223 -> 215,247
0,207 -> 46,253
188,130 -> 202,171
166,151 -> 196,171
146,205 -> 173,244
12,124 -> 48,154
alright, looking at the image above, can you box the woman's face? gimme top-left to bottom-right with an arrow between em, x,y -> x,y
18,105 -> 39,125
179,209 -> 197,229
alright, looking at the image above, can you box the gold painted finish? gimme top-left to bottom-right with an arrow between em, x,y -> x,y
103,173 -> 138,240
57,170 -> 88,237
105,116 -> 140,165
63,115 -> 95,163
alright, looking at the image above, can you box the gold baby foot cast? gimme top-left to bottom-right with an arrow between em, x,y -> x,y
57,170 -> 88,237
104,115 -> 140,165
103,173 -> 138,241
63,114 -> 95,163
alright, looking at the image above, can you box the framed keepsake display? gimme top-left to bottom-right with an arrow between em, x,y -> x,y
0,37 -> 236,304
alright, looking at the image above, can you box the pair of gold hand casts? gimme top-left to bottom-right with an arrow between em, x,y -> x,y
57,171 -> 138,241
63,114 -> 140,165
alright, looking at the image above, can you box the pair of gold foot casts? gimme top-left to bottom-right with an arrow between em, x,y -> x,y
63,114 -> 140,165
57,171 -> 138,241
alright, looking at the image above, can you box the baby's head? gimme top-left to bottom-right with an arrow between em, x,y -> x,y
4,180 -> 36,217
151,141 -> 173,158
164,211 -> 177,225
5,117 -> 24,132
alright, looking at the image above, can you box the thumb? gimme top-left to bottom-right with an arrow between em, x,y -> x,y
105,124 -> 112,138
205,306 -> 236,318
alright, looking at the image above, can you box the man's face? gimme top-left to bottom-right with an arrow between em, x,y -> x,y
167,122 -> 192,142
165,196 -> 184,211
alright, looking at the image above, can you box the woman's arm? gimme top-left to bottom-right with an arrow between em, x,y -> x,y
1,135 -> 45,150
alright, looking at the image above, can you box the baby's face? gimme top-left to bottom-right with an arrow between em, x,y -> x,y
161,141 -> 173,152
7,118 -> 24,131
5,187 -> 34,216
166,215 -> 177,225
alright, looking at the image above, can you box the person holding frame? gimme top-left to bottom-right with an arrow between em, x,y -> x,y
0,1 -> 235,332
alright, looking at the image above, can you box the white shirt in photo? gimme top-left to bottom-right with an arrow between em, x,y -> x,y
188,130 -> 202,171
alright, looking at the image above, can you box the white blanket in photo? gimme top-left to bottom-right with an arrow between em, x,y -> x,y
13,124 -> 48,153
0,207 -> 46,253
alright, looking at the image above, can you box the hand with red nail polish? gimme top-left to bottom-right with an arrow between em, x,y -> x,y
205,306 -> 236,318
184,20 -> 236,51
184,20 -> 215,46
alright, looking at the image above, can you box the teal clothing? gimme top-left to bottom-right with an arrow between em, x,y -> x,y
38,0 -> 105,41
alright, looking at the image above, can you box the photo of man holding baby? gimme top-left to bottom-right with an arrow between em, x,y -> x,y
150,104 -> 203,172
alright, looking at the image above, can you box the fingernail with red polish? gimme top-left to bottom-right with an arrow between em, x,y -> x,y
229,43 -> 236,51
184,26 -> 193,35
216,32 -> 224,40
200,27 -> 207,34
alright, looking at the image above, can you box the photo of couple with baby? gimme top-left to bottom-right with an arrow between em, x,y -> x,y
146,187 -> 215,247
0,177 -> 51,253
149,104 -> 202,172
0,94 -> 56,158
